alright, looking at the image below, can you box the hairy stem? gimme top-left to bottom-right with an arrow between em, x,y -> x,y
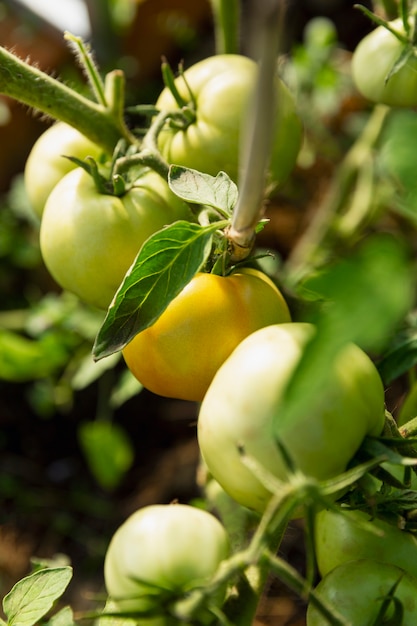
0,46 -> 129,153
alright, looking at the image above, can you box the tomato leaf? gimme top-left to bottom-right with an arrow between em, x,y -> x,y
3,567 -> 73,626
275,235 -> 413,433
47,606 -> 75,626
93,220 -> 218,359
168,165 -> 238,214
78,421 -> 134,490
378,110 -> 417,227
385,44 -> 414,84
377,329 -> 417,385
373,580 -> 404,626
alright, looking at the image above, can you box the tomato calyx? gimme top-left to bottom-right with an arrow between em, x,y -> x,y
355,4 -> 417,87
335,419 -> 417,531
160,59 -> 197,130
355,4 -> 411,45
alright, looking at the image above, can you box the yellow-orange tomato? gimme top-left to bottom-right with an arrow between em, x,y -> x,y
122,268 -> 291,401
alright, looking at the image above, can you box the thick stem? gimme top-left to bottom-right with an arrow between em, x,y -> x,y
399,416 -> 417,438
228,0 -> 285,262
210,0 -> 241,55
0,46 -> 125,153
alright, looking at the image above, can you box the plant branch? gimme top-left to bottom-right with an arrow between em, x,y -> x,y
227,0 -> 285,262
263,551 -> 349,625
210,0 -> 241,54
0,46 -> 131,153
113,110 -> 182,181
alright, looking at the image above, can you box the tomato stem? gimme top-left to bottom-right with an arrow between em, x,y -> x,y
0,45 -> 131,154
263,551 -> 349,625
210,0 -> 241,55
353,5 -> 409,44
227,0 -> 285,262
113,110 -> 176,181
64,32 -> 107,107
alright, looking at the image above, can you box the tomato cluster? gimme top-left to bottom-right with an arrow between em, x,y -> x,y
26,54 -> 302,311
25,22 -> 417,626
25,124 -> 194,310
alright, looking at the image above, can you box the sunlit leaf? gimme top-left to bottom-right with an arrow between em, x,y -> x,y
93,220 -> 219,359
168,165 -> 237,214
3,567 -> 72,626
46,606 -> 75,626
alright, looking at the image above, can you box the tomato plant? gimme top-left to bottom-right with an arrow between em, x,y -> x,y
351,18 -> 417,107
314,507 -> 417,580
24,122 -> 105,219
39,167 -> 194,310
198,322 -> 386,512
307,559 -> 417,625
103,503 -> 230,623
155,54 -> 303,189
122,268 -> 291,402
4,3 -> 417,626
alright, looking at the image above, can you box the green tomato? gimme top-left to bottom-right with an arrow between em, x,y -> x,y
39,167 -> 194,309
156,54 -> 302,190
24,122 -> 104,219
104,504 -> 230,623
352,19 -> 417,107
307,559 -> 417,625
197,323 -> 385,513
122,268 -> 291,402
315,507 -> 417,580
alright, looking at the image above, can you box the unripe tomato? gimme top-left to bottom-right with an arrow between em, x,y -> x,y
197,323 -> 385,512
307,559 -> 417,625
156,54 -> 302,190
39,167 -> 194,310
122,268 -> 291,402
104,504 -> 230,623
24,122 -> 104,219
315,507 -> 417,580
352,19 -> 417,107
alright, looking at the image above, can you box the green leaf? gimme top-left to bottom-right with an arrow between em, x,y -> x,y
71,351 -> 121,390
276,235 -> 413,432
0,330 -> 69,382
168,165 -> 238,214
378,109 -> 417,225
373,578 -> 404,626
110,369 -> 143,408
78,421 -> 134,490
303,235 -> 413,351
377,330 -> 417,385
3,567 -> 73,626
93,220 -> 219,359
385,44 -> 414,84
46,606 -> 75,626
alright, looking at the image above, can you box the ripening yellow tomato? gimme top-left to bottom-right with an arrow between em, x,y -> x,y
122,268 -> 291,401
